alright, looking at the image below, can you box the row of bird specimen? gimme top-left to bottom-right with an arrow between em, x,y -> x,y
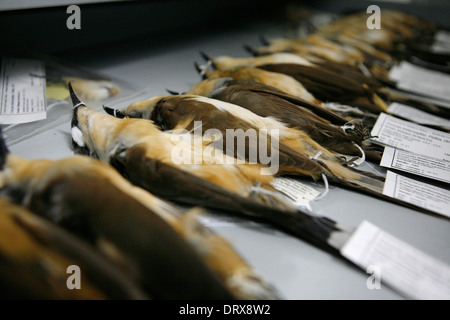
1,8 -> 449,299
0,138 -> 280,299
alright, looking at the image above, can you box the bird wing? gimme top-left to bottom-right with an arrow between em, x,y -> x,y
0,197 -> 147,299
108,143 -> 349,253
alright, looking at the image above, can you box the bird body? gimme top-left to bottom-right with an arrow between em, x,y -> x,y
69,85 -> 353,254
0,152 -> 239,299
0,197 -> 140,299
199,53 -> 387,113
74,103 -> 274,194
185,77 -> 368,156
203,66 -> 320,104
104,92 -> 390,201
0,128 -> 283,299
105,94 -> 365,181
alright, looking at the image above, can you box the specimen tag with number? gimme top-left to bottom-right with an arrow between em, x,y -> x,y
382,170 -> 450,218
387,102 -> 450,130
271,177 -> 321,205
371,113 -> 450,162
380,146 -> 450,184
0,57 -> 46,124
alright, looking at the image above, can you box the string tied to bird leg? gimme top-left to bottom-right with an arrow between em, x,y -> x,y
347,142 -> 366,167
73,101 -> 85,108
198,60 -> 213,78
324,102 -> 366,117
340,121 -> 356,133
309,151 -> 329,202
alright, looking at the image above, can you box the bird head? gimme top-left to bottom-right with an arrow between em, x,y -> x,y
185,77 -> 233,97
70,83 -> 131,161
70,87 -> 166,163
103,95 -> 166,120
69,82 -> 97,158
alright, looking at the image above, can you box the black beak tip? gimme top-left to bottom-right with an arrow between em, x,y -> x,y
193,62 -> 206,80
194,61 -> 201,72
103,105 -> 115,115
102,105 -> 125,118
243,44 -> 258,57
166,89 -> 182,95
68,82 -> 84,108
0,125 -> 9,170
199,51 -> 211,62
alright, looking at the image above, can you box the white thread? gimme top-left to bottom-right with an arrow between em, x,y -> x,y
308,151 -> 329,201
313,173 -> 329,201
340,123 -> 356,133
294,201 -> 313,213
73,102 -> 85,108
325,102 -> 365,116
348,142 -> 366,166
312,151 -> 323,160
199,60 -> 212,77
363,160 -> 386,176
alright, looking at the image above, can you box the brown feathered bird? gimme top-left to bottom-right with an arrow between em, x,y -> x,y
0,134 -> 280,299
102,91 -> 390,211
198,52 -> 388,114
183,77 -> 377,159
70,84 -> 353,254
198,51 -> 450,120
0,197 -> 148,299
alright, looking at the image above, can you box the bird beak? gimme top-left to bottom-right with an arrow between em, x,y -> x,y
68,82 -> 85,108
166,89 -> 185,95
194,62 -> 208,80
199,51 -> 217,70
69,88 -> 95,157
103,105 -> 126,118
243,44 -> 259,57
0,126 -> 9,171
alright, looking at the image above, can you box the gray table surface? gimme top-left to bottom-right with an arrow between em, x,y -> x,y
9,21 -> 450,300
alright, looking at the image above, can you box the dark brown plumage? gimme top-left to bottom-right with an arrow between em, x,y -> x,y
104,92 -> 392,206
71,89 -> 352,253
0,197 -> 149,300
0,145 -> 237,300
186,77 -> 370,157
256,63 -> 384,113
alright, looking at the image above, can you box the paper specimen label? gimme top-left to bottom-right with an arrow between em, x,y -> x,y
388,61 -> 450,102
387,102 -> 450,130
431,31 -> 450,54
371,113 -> 450,162
341,220 -> 450,300
0,57 -> 46,124
380,146 -> 450,184
434,30 -> 450,44
271,177 -> 321,204
382,170 -> 450,218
